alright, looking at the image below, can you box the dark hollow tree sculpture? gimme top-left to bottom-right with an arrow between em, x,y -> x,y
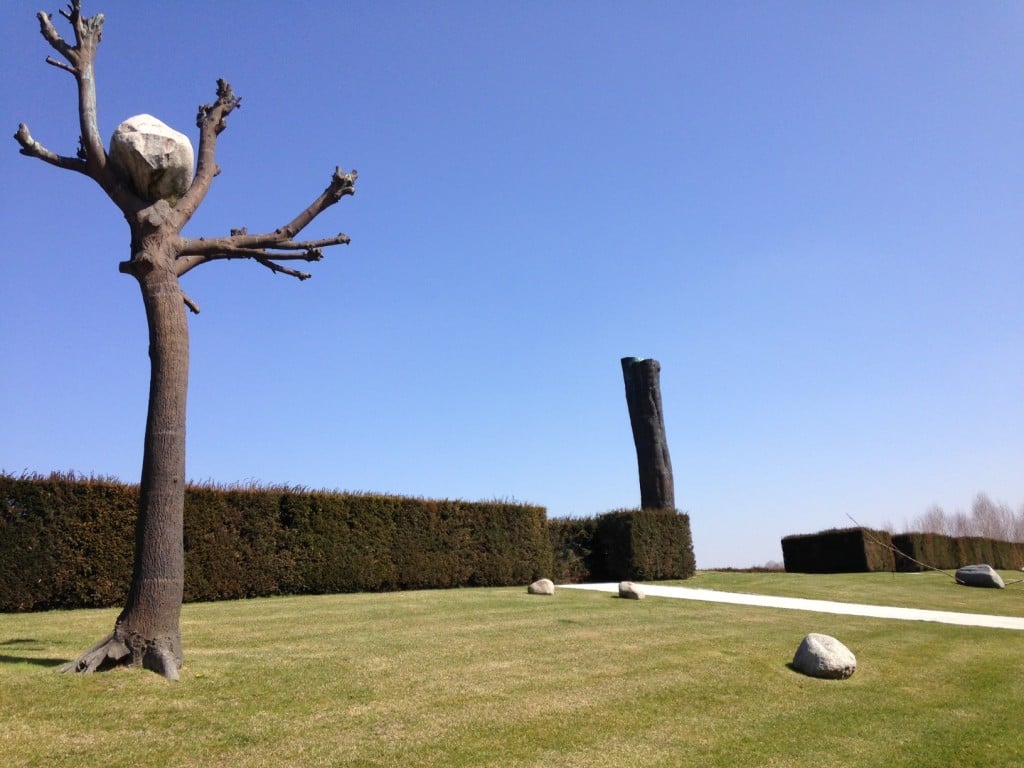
621,357 -> 675,510
14,2 -> 357,680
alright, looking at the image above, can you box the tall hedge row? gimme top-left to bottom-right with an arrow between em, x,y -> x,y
781,527 -> 895,573
891,532 -> 1024,572
782,526 -> 1024,573
0,474 -> 551,612
0,475 -> 138,611
549,509 -> 695,582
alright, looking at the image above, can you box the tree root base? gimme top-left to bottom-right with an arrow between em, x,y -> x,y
61,630 -> 183,681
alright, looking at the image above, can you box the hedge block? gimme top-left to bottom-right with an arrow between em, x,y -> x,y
781,527 -> 895,573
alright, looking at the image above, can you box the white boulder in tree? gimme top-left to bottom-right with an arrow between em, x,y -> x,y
792,633 -> 857,679
108,114 -> 194,204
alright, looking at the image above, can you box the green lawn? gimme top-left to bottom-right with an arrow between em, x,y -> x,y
2,572 -> 1022,767
681,569 -> 1024,614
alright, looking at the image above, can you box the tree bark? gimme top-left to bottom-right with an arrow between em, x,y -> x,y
621,357 -> 675,510
63,247 -> 188,680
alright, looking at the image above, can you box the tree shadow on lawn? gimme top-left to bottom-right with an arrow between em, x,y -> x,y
0,654 -> 69,667
0,638 -> 70,667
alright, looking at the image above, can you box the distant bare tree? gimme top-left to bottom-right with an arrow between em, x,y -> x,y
907,494 -> 1024,542
949,509 -> 973,538
916,505 -> 947,535
970,494 -> 1018,541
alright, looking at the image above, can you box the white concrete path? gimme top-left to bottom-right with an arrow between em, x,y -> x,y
559,583 -> 1024,631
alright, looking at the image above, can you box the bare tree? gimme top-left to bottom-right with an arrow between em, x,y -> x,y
15,2 -> 356,680
915,504 -> 947,535
968,493 -> 1017,541
908,494 -> 1024,543
949,509 -> 973,538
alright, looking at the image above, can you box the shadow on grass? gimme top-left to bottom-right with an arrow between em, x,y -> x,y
0,654 -> 69,667
784,662 -> 856,681
0,639 -> 69,667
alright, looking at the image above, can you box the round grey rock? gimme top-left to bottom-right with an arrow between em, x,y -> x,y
792,633 -> 857,679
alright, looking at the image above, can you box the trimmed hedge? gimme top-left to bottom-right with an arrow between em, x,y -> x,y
548,516 -> 598,583
2,474 -> 698,613
781,527 -> 895,573
0,474 -> 551,612
594,509 -> 696,581
0,474 -> 137,611
783,526 -> 1024,573
892,532 -> 1024,572
549,509 -> 696,583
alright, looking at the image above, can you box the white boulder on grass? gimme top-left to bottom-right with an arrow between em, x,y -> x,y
108,114 -> 194,204
618,581 -> 645,600
792,633 -> 857,679
528,578 -> 555,596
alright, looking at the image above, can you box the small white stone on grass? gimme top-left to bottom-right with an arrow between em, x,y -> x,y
618,581 -> 645,600
527,578 -> 555,595
792,633 -> 857,679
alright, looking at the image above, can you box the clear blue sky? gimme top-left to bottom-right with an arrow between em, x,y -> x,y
2,1 -> 1021,568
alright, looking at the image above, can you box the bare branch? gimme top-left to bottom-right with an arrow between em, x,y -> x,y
35,3 -> 106,167
275,167 -> 358,240
174,165 -> 356,276
37,12 -> 75,65
174,241 -> 333,279
15,123 -> 89,174
193,246 -> 324,262
255,259 -> 313,281
44,55 -> 76,75
276,234 -> 352,250
182,292 -> 201,315
178,168 -> 356,263
179,232 -> 350,258
17,1 -> 141,213
69,10 -> 108,177
196,79 -> 242,136
174,79 -> 242,221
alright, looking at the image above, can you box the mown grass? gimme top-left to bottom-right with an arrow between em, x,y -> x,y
684,569 -> 1024,615
1,572 -> 1022,767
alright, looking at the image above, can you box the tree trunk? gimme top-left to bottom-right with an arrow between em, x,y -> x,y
621,357 -> 675,510
64,249 -> 188,680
